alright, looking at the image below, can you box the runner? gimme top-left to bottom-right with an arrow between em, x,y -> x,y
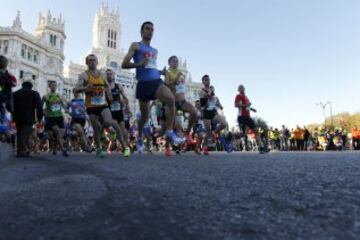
164,55 -> 198,143
68,91 -> 92,152
105,69 -> 132,154
199,75 -> 228,155
234,84 -> 269,153
121,21 -> 183,153
193,100 -> 206,155
74,54 -> 131,158
42,81 -> 68,157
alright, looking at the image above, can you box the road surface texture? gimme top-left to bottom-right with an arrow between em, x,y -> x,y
0,151 -> 360,240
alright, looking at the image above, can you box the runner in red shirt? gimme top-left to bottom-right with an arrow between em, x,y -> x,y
234,85 -> 269,153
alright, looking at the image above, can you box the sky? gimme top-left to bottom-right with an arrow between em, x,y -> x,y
1,0 -> 360,128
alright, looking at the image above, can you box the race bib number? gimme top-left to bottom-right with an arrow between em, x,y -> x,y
144,51 -> 157,69
110,101 -> 122,111
145,59 -> 157,69
91,91 -> 106,106
51,103 -> 62,112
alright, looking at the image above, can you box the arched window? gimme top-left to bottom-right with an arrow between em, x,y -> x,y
21,44 -> 27,58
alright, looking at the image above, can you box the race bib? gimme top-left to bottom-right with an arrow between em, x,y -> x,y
207,98 -> 217,110
73,104 -> 85,117
91,91 -> 106,106
144,52 -> 157,69
110,101 -> 122,112
176,83 -> 186,94
145,59 -> 157,69
51,103 -> 62,112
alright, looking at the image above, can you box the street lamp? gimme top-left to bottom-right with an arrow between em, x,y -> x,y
316,101 -> 333,128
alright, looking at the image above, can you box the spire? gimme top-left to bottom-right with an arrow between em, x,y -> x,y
101,1 -> 109,14
12,11 -> 22,29
47,10 -> 52,23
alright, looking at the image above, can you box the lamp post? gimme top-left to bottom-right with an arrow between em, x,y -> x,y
316,101 -> 332,128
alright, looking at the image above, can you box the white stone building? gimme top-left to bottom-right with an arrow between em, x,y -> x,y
0,11 -> 66,96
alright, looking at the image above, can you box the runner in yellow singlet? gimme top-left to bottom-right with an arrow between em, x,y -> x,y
74,54 -> 131,158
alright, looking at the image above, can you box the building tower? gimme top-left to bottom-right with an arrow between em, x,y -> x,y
34,11 -> 66,93
35,11 -> 66,52
91,1 -> 124,70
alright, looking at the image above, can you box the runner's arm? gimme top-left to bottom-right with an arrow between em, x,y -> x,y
73,73 -> 88,93
101,72 -> 113,102
199,89 -> 209,109
121,43 -> 142,69
164,72 -> 177,87
41,95 -> 48,117
118,84 -> 129,106
216,98 -> 224,110
234,96 -> 251,108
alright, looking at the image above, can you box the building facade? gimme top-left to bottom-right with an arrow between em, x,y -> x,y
0,11 -> 66,96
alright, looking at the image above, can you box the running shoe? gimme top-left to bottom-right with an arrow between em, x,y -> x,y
96,149 -> 106,158
203,146 -> 209,155
259,146 -> 270,154
194,149 -> 202,155
136,139 -> 144,154
62,150 -> 69,157
166,131 -> 184,146
164,147 -> 172,156
124,147 -> 131,158
84,147 -> 93,153
52,150 -> 57,155
226,143 -> 234,153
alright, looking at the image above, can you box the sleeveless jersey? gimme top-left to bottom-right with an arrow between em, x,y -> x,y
70,98 -> 86,119
108,84 -> 123,113
133,42 -> 160,82
45,93 -> 63,118
85,71 -> 107,109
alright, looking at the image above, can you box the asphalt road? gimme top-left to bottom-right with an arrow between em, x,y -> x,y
1,151 -> 360,240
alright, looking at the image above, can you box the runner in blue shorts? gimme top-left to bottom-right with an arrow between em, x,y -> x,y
122,21 -> 183,153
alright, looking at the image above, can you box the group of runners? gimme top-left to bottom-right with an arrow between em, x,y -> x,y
1,21 -> 269,158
